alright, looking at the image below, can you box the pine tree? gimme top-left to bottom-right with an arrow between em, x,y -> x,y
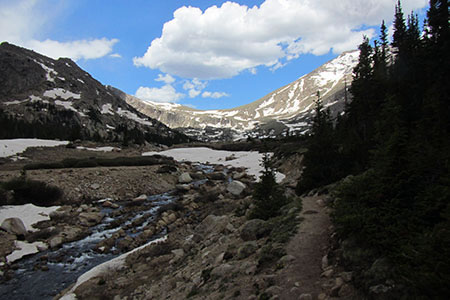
251,153 -> 287,220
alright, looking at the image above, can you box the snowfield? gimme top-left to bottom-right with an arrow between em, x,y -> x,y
143,147 -> 285,182
0,139 -> 69,158
0,204 -> 60,232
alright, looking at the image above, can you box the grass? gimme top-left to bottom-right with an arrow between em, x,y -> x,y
23,155 -> 175,170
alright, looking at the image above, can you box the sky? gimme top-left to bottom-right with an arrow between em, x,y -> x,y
0,0 -> 429,110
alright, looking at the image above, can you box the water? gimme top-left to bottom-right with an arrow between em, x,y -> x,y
0,192 -> 178,300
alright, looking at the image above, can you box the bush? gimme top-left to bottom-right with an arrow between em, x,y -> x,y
1,177 -> 63,206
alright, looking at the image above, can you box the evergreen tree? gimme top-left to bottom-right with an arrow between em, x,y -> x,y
251,153 -> 287,220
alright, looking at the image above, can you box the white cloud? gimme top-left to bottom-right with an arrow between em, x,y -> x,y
0,0 -> 118,61
27,38 -> 119,60
183,78 -> 207,98
202,91 -> 230,99
134,0 -> 428,79
135,85 -> 184,103
189,89 -> 201,98
110,53 -> 122,58
155,74 -> 176,84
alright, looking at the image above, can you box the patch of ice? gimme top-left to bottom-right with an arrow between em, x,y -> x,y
44,88 -> 81,100
77,79 -> 85,84
0,139 -> 69,158
106,124 -> 115,130
0,204 -> 60,232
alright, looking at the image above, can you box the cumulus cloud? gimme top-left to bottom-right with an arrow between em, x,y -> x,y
0,0 -> 118,61
183,79 -> 208,98
202,91 -> 230,99
134,0 -> 428,79
135,85 -> 184,103
155,74 -> 176,84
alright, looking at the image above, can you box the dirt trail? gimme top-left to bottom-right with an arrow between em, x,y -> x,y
276,195 -> 332,299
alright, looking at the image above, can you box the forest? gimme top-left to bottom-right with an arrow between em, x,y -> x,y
296,0 -> 449,297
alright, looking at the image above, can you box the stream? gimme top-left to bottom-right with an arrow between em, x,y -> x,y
0,163 -> 219,300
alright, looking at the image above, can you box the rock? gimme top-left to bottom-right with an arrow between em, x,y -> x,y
340,271 -> 353,282
240,219 -> 269,241
133,194 -> 148,203
178,172 -> 192,184
237,241 -> 258,259
321,254 -> 328,270
298,294 -> 312,300
369,284 -> 391,295
265,285 -> 282,296
317,293 -> 327,300
79,212 -> 103,227
211,263 -> 234,277
227,180 -> 246,196
176,184 -> 191,192
91,183 -> 100,190
278,254 -> 296,265
338,284 -> 353,297
102,200 -> 119,209
321,268 -> 334,278
207,172 -> 227,181
330,277 -> 344,297
157,165 -> 177,174
1,218 -> 27,236
197,215 -> 230,236
49,236 -> 63,249
233,172 -> 246,180
170,249 -> 184,264
49,209 -> 71,221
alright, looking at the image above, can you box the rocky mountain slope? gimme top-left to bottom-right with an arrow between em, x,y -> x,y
0,42 -> 189,146
116,50 -> 359,141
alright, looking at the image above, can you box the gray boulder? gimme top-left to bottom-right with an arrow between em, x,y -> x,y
237,241 -> 258,259
240,219 -> 270,241
1,218 -> 27,236
178,172 -> 193,183
227,180 -> 246,196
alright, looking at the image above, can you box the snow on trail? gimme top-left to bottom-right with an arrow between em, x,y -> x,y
143,147 -> 285,182
0,139 -> 68,158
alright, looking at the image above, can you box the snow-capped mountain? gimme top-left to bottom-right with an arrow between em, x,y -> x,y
116,50 -> 359,141
0,42 -> 189,145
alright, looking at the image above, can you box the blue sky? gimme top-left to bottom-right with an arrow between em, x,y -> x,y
0,0 -> 429,110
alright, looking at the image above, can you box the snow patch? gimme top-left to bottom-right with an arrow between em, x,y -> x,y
54,100 -> 87,117
0,204 -> 60,232
0,139 -> 69,157
143,147 -> 285,182
76,146 -> 119,152
101,104 -> 115,115
63,236 -> 167,297
43,88 -> 81,100
33,59 -> 58,82
6,241 -> 47,263
117,108 -> 152,126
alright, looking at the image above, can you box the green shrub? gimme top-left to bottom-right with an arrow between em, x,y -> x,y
2,177 -> 63,206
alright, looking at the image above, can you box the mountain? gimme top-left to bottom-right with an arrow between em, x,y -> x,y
113,50 -> 359,141
0,42 -> 189,146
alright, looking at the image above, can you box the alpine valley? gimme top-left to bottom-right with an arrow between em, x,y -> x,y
113,50 -> 359,141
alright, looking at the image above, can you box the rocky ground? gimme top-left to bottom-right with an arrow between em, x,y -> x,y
0,144 -> 360,300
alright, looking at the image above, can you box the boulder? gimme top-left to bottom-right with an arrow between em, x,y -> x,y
79,212 -> 103,227
178,172 -> 193,184
197,215 -> 230,236
237,241 -> 258,259
49,236 -> 63,249
240,219 -> 270,241
211,263 -> 234,277
207,172 -> 227,181
227,180 -> 246,196
1,218 -> 27,236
